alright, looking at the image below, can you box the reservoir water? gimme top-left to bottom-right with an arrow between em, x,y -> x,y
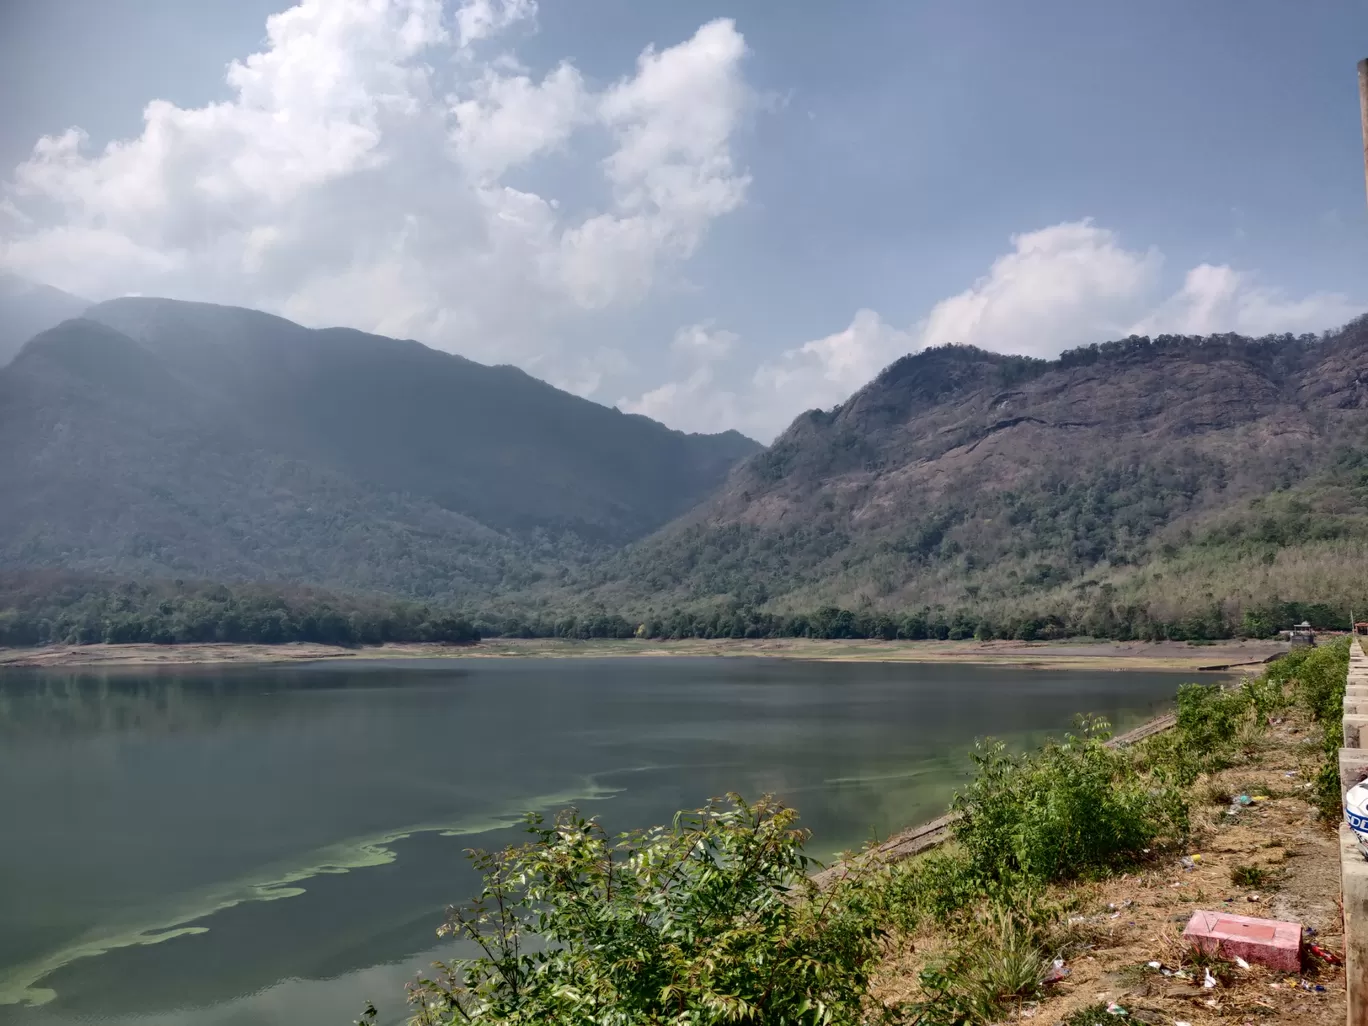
0,656 -> 1191,1024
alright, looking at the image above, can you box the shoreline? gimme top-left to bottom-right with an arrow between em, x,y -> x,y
0,637 -> 1289,672
811,709 -> 1181,887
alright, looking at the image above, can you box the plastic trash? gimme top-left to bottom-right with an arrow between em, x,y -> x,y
1235,794 -> 1253,806
1309,943 -> 1343,966
1147,961 -> 1162,969
1105,1002 -> 1127,1015
1203,968 -> 1217,989
1344,779 -> 1368,859
1043,958 -> 1070,983
1235,956 -> 1251,969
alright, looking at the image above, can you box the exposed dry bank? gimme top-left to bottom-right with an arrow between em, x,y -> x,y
0,636 -> 1289,672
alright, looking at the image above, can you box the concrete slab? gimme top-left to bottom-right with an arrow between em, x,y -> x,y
1348,715 -> 1368,750
1344,749 -> 1368,797
1182,910 -> 1301,971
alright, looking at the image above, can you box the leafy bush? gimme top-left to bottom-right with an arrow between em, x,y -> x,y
393,795 -> 886,1026
868,849 -> 983,935
1279,638 -> 1352,818
952,717 -> 1185,886
1172,682 -> 1251,771
1283,638 -> 1351,728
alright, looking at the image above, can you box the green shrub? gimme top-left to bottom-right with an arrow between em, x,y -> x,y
952,717 -> 1185,886
1277,639 -> 1351,819
870,848 -> 982,934
1173,682 -> 1251,770
393,795 -> 885,1026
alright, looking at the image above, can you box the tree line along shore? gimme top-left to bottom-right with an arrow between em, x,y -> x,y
0,572 -> 1352,650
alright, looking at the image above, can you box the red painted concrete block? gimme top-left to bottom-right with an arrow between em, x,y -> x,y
1182,910 -> 1302,972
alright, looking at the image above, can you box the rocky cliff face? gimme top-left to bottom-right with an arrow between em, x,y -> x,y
585,321 -> 1368,619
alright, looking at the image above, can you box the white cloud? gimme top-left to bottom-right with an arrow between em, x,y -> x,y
555,19 -> 751,310
919,220 -> 1162,357
453,0 -> 536,48
1132,263 -> 1361,338
0,0 -> 750,380
448,62 -> 589,180
625,220 -> 1365,442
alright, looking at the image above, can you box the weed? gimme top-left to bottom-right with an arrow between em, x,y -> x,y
1230,864 -> 1274,889
908,907 -> 1050,1025
1057,1002 -> 1113,1026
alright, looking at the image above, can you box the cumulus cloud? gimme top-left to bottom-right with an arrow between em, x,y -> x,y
1131,263 -> 1362,338
919,220 -> 1161,356
623,220 -> 1365,442
0,0 -> 751,377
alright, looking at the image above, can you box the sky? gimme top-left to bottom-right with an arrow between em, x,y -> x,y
2,0 -> 1368,442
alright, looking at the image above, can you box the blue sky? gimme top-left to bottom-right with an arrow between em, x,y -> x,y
3,0 -> 1367,439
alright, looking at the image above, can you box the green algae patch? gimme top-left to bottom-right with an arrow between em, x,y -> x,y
0,781 -> 621,1008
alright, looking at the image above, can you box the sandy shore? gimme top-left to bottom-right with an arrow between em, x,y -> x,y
0,636 -> 1290,671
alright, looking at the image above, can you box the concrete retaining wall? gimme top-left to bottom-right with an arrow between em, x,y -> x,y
1341,637 -> 1368,1026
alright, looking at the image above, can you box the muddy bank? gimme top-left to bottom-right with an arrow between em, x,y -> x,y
0,637 -> 1290,671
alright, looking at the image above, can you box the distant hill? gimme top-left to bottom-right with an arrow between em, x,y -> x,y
577,322 -> 1368,633
0,273 -> 89,366
0,299 -> 759,598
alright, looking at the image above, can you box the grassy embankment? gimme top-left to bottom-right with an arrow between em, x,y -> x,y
368,639 -> 1352,1026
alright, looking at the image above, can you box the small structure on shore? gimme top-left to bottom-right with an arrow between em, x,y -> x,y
1278,621 -> 1316,647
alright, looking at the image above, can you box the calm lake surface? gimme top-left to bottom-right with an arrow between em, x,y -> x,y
0,657 -> 1192,1024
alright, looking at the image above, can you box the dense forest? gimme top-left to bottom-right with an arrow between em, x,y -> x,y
0,573 -> 478,647
0,570 -> 1350,650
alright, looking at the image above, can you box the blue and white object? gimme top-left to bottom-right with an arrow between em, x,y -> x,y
1345,780 -> 1368,858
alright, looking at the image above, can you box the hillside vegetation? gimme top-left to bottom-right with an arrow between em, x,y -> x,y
0,299 -> 758,601
566,322 -> 1368,637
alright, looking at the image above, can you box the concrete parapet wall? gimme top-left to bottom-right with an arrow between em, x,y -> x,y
1342,637 -> 1368,1026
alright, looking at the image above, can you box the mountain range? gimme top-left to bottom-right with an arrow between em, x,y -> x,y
0,297 -> 757,600
3,287 -> 1367,634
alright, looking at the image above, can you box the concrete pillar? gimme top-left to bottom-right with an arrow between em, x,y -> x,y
1360,59 -> 1368,210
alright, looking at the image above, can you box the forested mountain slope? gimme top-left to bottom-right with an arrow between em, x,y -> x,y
577,322 -> 1368,633
0,300 -> 758,598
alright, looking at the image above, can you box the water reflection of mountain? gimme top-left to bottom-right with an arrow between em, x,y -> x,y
0,666 -> 474,739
